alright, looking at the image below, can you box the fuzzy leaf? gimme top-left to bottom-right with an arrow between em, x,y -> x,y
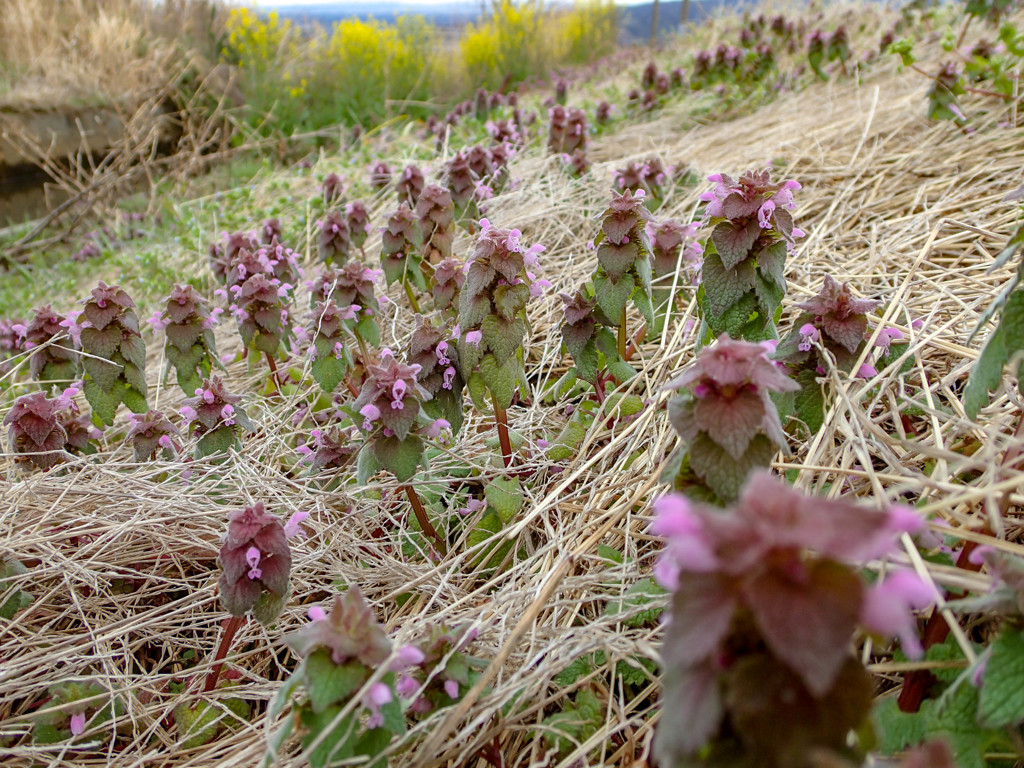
743,559 -> 863,697
597,240 -> 640,282
756,241 -> 787,286
688,432 -> 777,502
80,325 -> 122,359
923,685 -> 994,768
300,706 -> 357,768
693,389 -> 766,461
481,315 -> 525,367
711,219 -> 760,271
354,316 -> 380,348
821,313 -> 868,354
306,652 -> 367,713
653,660 -> 723,762
493,282 -> 530,322
701,252 -> 756,319
312,355 -> 348,394
372,434 -> 424,482
594,272 -> 635,323
753,271 -> 784,319
196,425 -> 239,457
979,626 -> 1024,727
794,368 -> 826,434
479,354 -> 518,410
356,445 -> 382,484
83,355 -> 121,392
484,477 -> 524,524
964,323 -> 1007,418
874,696 -> 927,754
83,377 -> 122,426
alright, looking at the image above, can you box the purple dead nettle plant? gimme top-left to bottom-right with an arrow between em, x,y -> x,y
3,388 -> 90,470
486,118 -> 522,146
614,157 -> 670,211
353,348 -> 447,554
179,375 -> 255,458
67,282 -> 148,427
394,623 -> 484,720
307,300 -> 359,394
381,202 -> 426,310
321,173 -> 345,205
457,220 -> 547,468
662,335 -> 799,504
595,100 -> 613,125
415,185 -> 456,302
271,588 -> 417,766
13,305 -> 78,385
647,220 -> 703,337
774,274 -> 891,435
231,272 -> 293,379
650,472 -> 934,767
0,317 -> 23,375
369,160 -> 392,191
561,148 -> 591,178
317,210 -> 353,265
444,151 -> 489,223
696,169 -> 805,344
126,409 -> 181,461
430,257 -> 465,316
261,218 -> 283,246
296,424 -> 359,473
305,261 -> 383,353
208,501 -> 307,692
407,314 -> 466,434
346,201 -> 372,254
547,105 -> 588,156
396,164 -> 425,207
148,284 -> 222,397
209,230 -> 258,283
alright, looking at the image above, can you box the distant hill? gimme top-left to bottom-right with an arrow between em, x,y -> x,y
270,0 -> 729,39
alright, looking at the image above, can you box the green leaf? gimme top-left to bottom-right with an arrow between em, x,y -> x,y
354,316 -> 379,348
306,652 -> 367,713
121,383 -> 149,414
484,477 -> 524,524
632,285 -> 655,328
0,558 -> 33,621
83,377 -> 122,426
701,252 -> 756,320
372,435 -> 424,483
605,578 -> 666,628
195,425 -> 239,458
711,219 -> 760,271
547,417 -> 590,462
553,655 -> 595,686
479,353 -> 518,410
755,241 -> 787,287
979,625 -> 1024,727
481,315 -> 525,367
923,684 -> 990,768
794,368 -> 825,434
594,272 -> 635,324
300,706 -> 357,768
753,271 -> 784,319
874,696 -> 926,754
83,355 -> 122,392
689,432 -> 776,503
964,323 -> 1007,419
467,509 -> 514,571
356,446 -> 381,484
312,354 -> 348,393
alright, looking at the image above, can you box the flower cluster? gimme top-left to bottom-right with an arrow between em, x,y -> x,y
614,158 -> 669,211
0,317 -> 23,374
664,334 -> 799,502
396,164 -> 425,207
17,305 -> 78,385
547,105 -> 588,156
381,203 -> 425,295
261,218 -> 283,245
393,624 -> 483,719
180,375 -> 255,458
281,588 -> 409,765
218,502 -> 296,625
307,300 -> 358,392
407,315 -> 465,434
651,472 -> 932,767
75,282 -> 148,426
149,284 -> 221,397
307,262 -> 383,349
648,220 -> 703,282
697,169 -> 805,342
321,172 -> 345,205
317,210 -> 353,265
353,349 -> 433,483
416,184 -> 456,268
369,160 -> 392,191
233,272 -> 291,356
430,257 -> 465,315
457,220 -> 545,413
562,148 -> 591,178
126,409 -> 180,462
4,391 -> 71,470
296,425 -> 359,472
209,230 -> 257,283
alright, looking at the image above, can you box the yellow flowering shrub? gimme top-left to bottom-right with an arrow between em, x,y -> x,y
222,8 -> 297,74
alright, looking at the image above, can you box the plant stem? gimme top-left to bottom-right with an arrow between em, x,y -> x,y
493,395 -> 513,468
264,353 -> 282,394
403,484 -> 446,556
203,615 -> 245,693
403,280 -> 422,314
623,324 -> 648,362
898,411 -> 1024,712
618,307 -> 628,359
354,333 -> 370,365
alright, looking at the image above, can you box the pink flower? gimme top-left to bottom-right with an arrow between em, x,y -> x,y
308,605 -> 327,622
860,570 -> 937,658
391,644 -> 425,671
459,498 -> 486,516
425,418 -> 451,438
245,546 -> 262,580
442,367 -> 456,390
221,404 -> 234,419
857,364 -> 878,379
875,328 -> 904,349
798,323 -> 819,352
444,679 -> 459,699
465,330 -> 483,347
360,404 -> 381,430
70,712 -> 86,736
391,380 -> 407,410
436,341 -> 450,366
284,511 -> 309,539
362,682 -> 393,729
757,200 -> 776,228
179,405 -> 197,423
396,674 -> 420,699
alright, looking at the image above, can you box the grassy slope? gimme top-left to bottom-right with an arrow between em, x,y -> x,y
4,3 -> 1024,766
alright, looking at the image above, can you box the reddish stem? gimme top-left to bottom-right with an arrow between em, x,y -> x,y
403,485 -> 447,556
493,396 -> 513,468
264,353 -> 282,394
622,324 -> 648,362
203,615 -> 245,693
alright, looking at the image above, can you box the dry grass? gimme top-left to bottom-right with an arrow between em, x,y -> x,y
0,0 -> 226,108
3,14 -> 1024,768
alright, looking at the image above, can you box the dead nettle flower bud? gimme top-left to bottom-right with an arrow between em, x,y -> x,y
369,160 -> 392,191
641,61 -> 659,89
614,158 -> 670,211
789,274 -> 883,361
261,218 -> 283,246
395,623 -> 481,718
595,100 -> 613,125
219,502 -> 296,625
126,409 -> 181,461
180,375 -> 255,458
317,210 -> 353,265
416,184 -> 456,268
380,203 -> 426,293
307,262 -> 383,349
261,241 -> 302,289
397,164 -> 425,207
408,315 -> 465,434
559,287 -> 607,386
547,105 -> 588,156
488,142 -> 514,193
232,272 -> 291,356
554,77 -> 569,105
296,425 -> 359,472
457,220 -> 546,413
591,189 -> 656,340
321,173 -> 345,205
346,201 -> 372,252
149,284 -> 221,397
210,231 -> 258,283
307,300 -> 358,393
663,334 -> 799,503
353,349 -> 433,483
4,391 -> 70,470
430,257 -> 465,315
648,220 -> 703,282
74,282 -> 148,426
0,317 -> 23,374
650,473 -> 931,767
443,151 -> 487,221
18,305 -> 78,385
474,87 -> 490,120
486,118 -> 521,146
562,148 -> 591,178
58,386 -> 101,456
697,169 -> 805,342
